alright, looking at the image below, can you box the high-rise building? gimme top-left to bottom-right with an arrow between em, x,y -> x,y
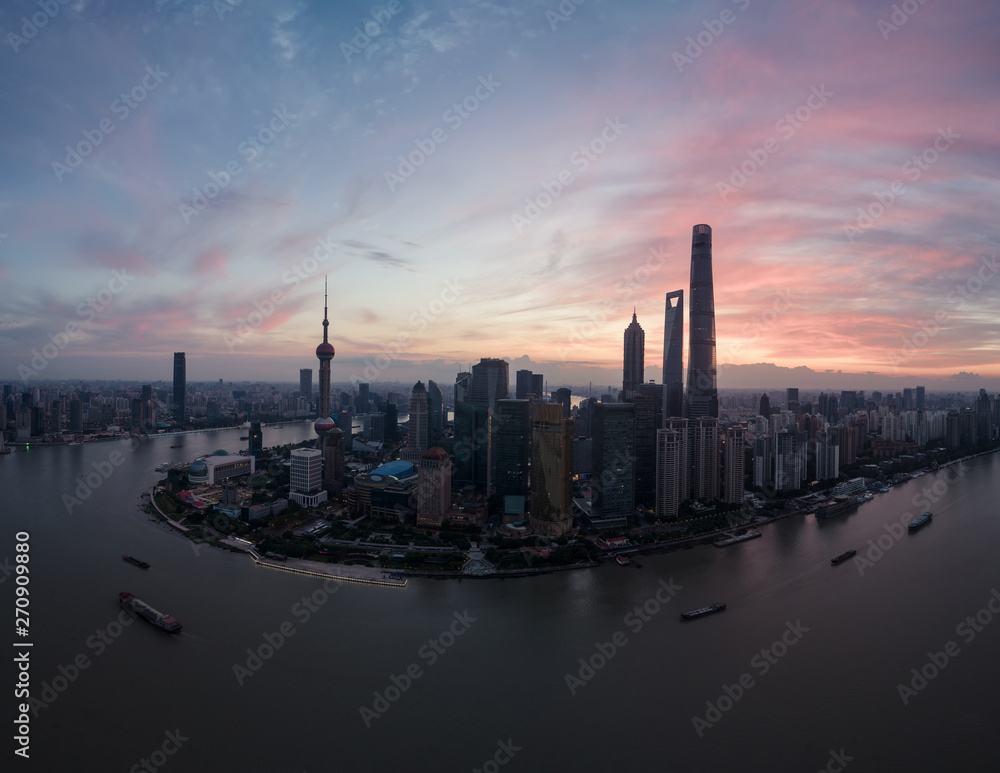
775,431 -> 802,491
691,417 -> 719,501
816,429 -> 839,480
630,393 -> 657,506
529,403 -> 573,537
666,417 -> 690,503
454,400 -> 487,486
299,369 -> 313,408
290,448 -> 327,507
655,427 -> 685,520
622,311 -> 645,401
357,382 -> 370,414
515,369 -> 543,400
662,290 -> 684,421
323,427 -> 345,496
915,386 -> 926,411
130,398 -> 142,431
172,352 -> 186,422
752,434 -> 773,488
492,399 -> 531,504
555,387 -> 572,419
759,393 -> 772,420
248,421 -> 263,458
69,399 -> 82,432
426,380 -> 445,448
454,371 -> 472,406
404,381 -> 429,456
722,425 -> 745,504
685,225 -> 718,420
591,402 -> 635,522
786,387 -> 800,414
469,358 -> 509,410
416,448 -> 451,527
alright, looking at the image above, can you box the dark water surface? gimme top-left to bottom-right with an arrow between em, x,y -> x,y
2,427 -> 998,772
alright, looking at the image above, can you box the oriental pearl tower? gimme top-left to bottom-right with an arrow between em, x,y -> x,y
314,277 -> 336,438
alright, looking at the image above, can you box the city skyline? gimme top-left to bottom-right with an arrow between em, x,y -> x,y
1,1 -> 998,390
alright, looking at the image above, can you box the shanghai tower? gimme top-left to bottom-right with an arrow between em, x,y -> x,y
685,224 -> 718,419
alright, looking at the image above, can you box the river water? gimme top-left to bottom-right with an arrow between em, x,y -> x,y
2,424 -> 998,771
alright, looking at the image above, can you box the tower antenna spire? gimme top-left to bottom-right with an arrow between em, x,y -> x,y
322,275 -> 329,344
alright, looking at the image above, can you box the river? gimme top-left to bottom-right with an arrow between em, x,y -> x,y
2,424 -> 998,771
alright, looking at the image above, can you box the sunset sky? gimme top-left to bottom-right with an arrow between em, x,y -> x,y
1,0 -> 998,391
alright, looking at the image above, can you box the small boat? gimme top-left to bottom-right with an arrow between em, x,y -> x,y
123,554 -> 150,569
831,549 -> 856,565
681,603 -> 727,620
170,444 -> 182,448
616,555 -> 630,566
908,512 -> 932,531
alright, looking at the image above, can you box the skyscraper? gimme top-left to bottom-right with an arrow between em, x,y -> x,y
357,382 -> 370,414
426,380 -> 445,448
299,369 -> 313,408
493,399 -> 531,505
759,393 -> 771,420
685,224 -> 718,420
786,387 -> 800,414
722,425 -> 745,504
691,416 -> 720,501
314,277 -> 335,436
417,448 -> 451,527
172,352 -> 186,422
662,290 -> 684,421
630,393 -> 657,506
555,387 -> 572,419
591,402 -> 635,523
529,403 -> 574,537
469,358 -> 509,410
406,381 -> 429,454
249,421 -> 263,459
655,427 -> 685,520
622,310 -> 644,401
